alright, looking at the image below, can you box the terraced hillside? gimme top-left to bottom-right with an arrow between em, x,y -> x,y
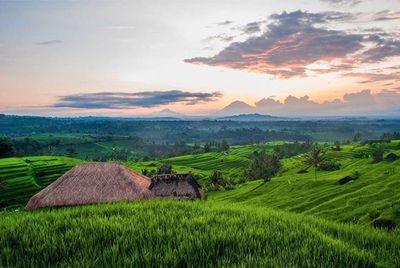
210,142 -> 400,227
130,141 -> 400,227
130,142 -> 284,182
0,156 -> 81,208
0,143 -> 399,266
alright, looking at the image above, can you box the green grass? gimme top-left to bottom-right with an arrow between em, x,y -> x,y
0,156 -> 81,208
0,200 -> 399,267
209,142 -> 400,226
129,142 -> 282,182
129,141 -> 400,226
0,142 -> 400,266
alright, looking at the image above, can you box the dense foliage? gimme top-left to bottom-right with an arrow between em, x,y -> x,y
244,150 -> 281,181
0,137 -> 16,158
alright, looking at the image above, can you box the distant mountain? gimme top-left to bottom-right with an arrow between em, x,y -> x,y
218,113 -> 281,121
218,101 -> 255,116
151,108 -> 182,117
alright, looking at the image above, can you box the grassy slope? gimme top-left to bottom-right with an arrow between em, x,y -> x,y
129,142 -> 283,182
0,156 -> 81,208
129,141 -> 400,226
1,201 -> 399,267
0,142 -> 400,266
209,142 -> 400,226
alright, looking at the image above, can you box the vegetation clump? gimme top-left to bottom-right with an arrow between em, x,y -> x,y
0,137 -> 16,158
206,170 -> 231,191
244,150 -> 281,182
302,146 -> 326,180
371,146 -> 385,163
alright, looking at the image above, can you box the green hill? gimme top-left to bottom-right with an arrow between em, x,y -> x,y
0,201 -> 399,267
0,156 -> 81,208
129,141 -> 400,227
129,142 -> 284,182
209,143 -> 400,227
0,142 -> 400,266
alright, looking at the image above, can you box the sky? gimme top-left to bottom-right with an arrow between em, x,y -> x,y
0,0 -> 399,116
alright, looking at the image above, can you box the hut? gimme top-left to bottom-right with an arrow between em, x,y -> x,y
149,173 -> 204,199
385,152 -> 398,162
26,162 -> 154,209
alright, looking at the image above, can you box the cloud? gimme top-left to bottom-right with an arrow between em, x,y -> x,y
372,10 -> 400,21
217,20 -> 232,26
242,22 -> 262,34
361,39 -> 400,63
320,0 -> 361,6
203,34 -> 234,43
221,89 -> 400,116
53,90 -> 222,109
342,71 -> 400,83
36,40 -> 62,45
186,10 -> 400,80
185,11 -> 364,78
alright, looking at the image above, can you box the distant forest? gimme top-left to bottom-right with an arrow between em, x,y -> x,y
1,115 -> 400,160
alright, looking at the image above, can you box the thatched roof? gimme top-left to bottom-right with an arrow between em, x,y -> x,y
149,174 -> 204,199
26,163 -> 154,209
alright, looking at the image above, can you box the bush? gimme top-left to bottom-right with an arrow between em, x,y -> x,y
0,137 -> 16,158
372,217 -> 397,230
244,151 -> 281,182
318,161 -> 341,171
157,162 -> 174,174
371,146 -> 384,163
206,171 -> 230,191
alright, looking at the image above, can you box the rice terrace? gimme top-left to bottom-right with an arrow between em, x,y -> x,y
1,0 -> 400,267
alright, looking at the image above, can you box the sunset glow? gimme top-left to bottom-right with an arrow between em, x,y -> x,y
0,0 -> 399,116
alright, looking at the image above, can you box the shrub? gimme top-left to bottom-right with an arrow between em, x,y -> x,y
207,171 -> 230,191
0,137 -> 16,158
371,146 -> 384,163
318,161 -> 341,171
372,217 -> 397,230
157,162 -> 174,174
244,151 -> 281,182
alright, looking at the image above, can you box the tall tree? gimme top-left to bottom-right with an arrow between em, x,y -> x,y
245,150 -> 281,182
0,137 -> 16,158
371,146 -> 384,163
303,146 -> 326,180
207,170 -> 228,190
157,162 -> 173,174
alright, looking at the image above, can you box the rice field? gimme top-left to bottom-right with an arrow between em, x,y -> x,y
0,200 -> 399,267
0,142 -> 400,266
0,156 -> 81,208
209,143 -> 400,226
130,142 -> 281,182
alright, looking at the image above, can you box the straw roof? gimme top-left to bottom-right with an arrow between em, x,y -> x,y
149,173 -> 204,199
26,162 -> 154,209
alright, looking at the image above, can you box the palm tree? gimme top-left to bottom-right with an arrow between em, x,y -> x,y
303,146 -> 326,180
